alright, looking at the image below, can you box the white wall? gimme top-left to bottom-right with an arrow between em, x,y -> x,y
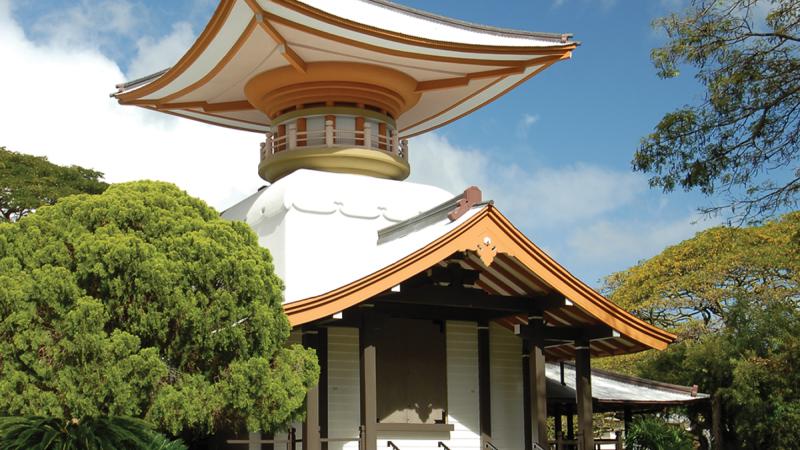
446,321 -> 481,450
327,327 -> 361,450
490,323 -> 524,450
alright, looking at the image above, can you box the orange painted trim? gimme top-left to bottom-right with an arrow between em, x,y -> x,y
117,0 -> 236,102
156,17 -> 259,105
283,205 -> 675,351
148,107 -> 265,133
415,66 -> 529,93
274,0 -> 577,56
400,58 -> 563,138
282,44 -> 307,73
155,100 -> 255,113
263,11 -> 567,68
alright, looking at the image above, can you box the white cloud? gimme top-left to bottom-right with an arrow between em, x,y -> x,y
516,113 -> 539,138
0,5 -> 263,211
127,22 -> 196,79
566,213 -> 719,267
408,133 -> 646,230
27,0 -> 143,50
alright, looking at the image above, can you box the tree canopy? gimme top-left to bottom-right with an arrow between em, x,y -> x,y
0,146 -> 108,222
636,0 -> 800,223
0,181 -> 318,440
602,212 -> 800,449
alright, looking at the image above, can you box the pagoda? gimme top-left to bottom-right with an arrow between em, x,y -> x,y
113,1 -> 675,450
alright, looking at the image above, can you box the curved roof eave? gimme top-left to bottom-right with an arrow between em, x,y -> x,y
283,204 -> 675,351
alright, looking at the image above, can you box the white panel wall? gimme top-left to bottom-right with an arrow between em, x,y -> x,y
490,323 -> 524,450
446,321 -> 481,450
327,327 -> 361,450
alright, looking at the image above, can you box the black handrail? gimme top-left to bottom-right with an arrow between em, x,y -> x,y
438,442 -> 451,450
485,441 -> 499,450
387,441 -> 400,449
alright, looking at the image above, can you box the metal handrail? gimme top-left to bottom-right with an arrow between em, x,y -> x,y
387,441 -> 400,449
438,442 -> 452,450
485,441 -> 499,450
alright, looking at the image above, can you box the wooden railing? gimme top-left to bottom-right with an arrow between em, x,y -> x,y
259,120 -> 408,161
549,432 -> 623,450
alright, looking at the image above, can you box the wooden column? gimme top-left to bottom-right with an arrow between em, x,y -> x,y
478,321 -> 492,444
711,393 -> 723,450
303,330 -> 322,450
554,405 -> 562,444
360,317 -> 378,450
529,318 -> 548,448
522,343 -> 532,450
623,406 -> 632,441
355,117 -> 365,146
296,117 -> 307,147
566,405 -> 574,443
575,341 -> 593,450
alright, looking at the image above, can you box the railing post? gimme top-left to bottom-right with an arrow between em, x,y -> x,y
364,122 -> 372,148
325,119 -> 334,147
615,431 -> 623,450
262,131 -> 273,158
400,139 -> 408,160
288,123 -> 297,150
391,130 -> 399,154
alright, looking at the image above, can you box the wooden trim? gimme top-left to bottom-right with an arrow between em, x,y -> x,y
522,342 -> 532,450
282,44 -> 307,73
264,11 -> 572,68
415,66 -> 528,93
273,0 -> 576,56
116,0 -> 236,101
145,107 -> 265,133
373,423 -> 454,432
283,205 -> 675,352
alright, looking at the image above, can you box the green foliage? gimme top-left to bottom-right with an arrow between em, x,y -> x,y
625,416 -> 693,450
637,0 -> 800,222
0,146 -> 107,222
0,181 -> 319,439
604,211 -> 800,449
0,415 -> 187,450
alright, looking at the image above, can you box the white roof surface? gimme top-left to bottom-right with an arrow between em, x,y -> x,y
546,363 -> 708,404
222,169 -> 476,303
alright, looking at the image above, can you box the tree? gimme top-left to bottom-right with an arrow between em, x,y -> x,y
636,0 -> 800,223
602,212 -> 800,449
0,146 -> 108,222
625,416 -> 694,450
0,181 -> 319,441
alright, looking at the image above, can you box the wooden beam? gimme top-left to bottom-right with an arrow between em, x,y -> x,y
478,321 -> 491,439
575,340 -> 594,450
359,316 -> 378,450
514,323 -> 615,342
378,286 -> 565,313
281,44 -> 307,73
302,330 -> 321,450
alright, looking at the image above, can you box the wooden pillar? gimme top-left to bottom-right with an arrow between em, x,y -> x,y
623,406 -> 632,441
522,343 -> 532,450
303,329 -> 322,450
360,317 -> 378,450
575,341 -> 593,450
529,318 -> 548,448
554,405 -> 563,444
566,405 -> 574,443
296,117 -> 307,147
478,321 -> 491,444
355,117 -> 365,146
378,122 -> 387,150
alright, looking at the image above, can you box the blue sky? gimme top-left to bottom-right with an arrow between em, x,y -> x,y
1,0 -> 718,286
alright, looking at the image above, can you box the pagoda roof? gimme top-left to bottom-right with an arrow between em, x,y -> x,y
113,0 -> 576,136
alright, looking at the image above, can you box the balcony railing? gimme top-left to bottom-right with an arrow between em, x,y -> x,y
259,120 -> 408,161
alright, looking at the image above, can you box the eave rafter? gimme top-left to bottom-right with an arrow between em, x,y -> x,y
247,0 -> 308,73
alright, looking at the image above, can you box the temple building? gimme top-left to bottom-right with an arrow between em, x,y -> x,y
113,1 -> 677,449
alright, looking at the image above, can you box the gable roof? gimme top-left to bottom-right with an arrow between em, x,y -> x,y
284,202 -> 675,358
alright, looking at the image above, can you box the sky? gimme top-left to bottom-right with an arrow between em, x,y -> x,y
0,0 -> 720,287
